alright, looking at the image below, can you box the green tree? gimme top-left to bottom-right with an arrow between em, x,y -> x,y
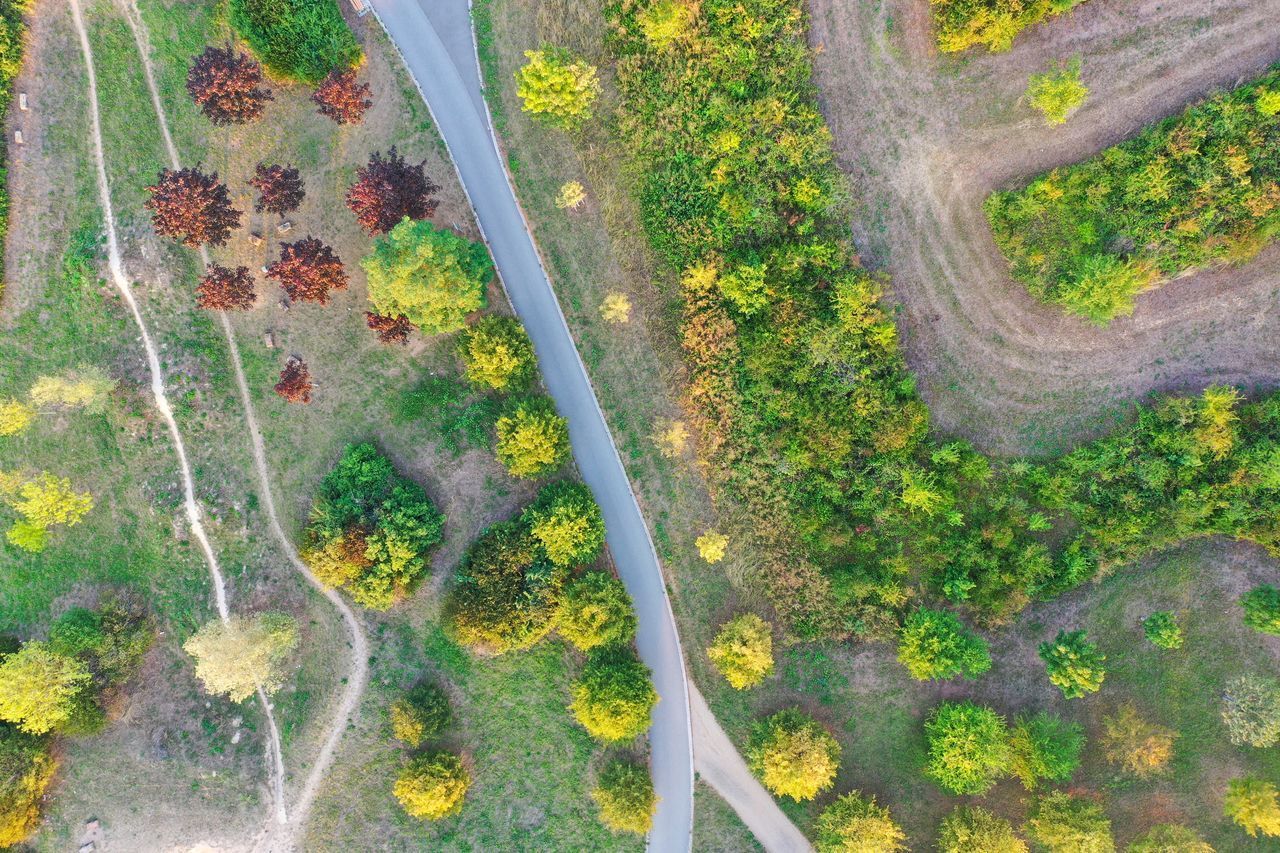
896,607 -> 991,681
591,760 -> 655,835
814,791 -> 907,852
394,751 -> 470,821
556,571 -> 637,651
1024,791 -> 1115,853
924,701 -> 1010,795
1224,777 -> 1280,838
2,471 -> 93,553
1141,611 -> 1184,649
183,613 -> 298,702
1026,58 -> 1088,124
521,481 -> 606,567
390,682 -> 451,748
707,613 -> 774,690
460,315 -> 536,391
1101,704 -> 1175,777
495,397 -> 571,479
1039,629 -> 1106,699
746,708 -> 840,801
361,218 -> 492,335
0,643 -> 91,734
1008,711 -> 1084,790
937,806 -> 1027,853
1241,585 -> 1280,635
569,646 -> 657,743
0,725 -> 56,847
1126,824 -> 1212,852
1221,674 -> 1280,748
515,47 -> 600,130
228,0 -> 362,84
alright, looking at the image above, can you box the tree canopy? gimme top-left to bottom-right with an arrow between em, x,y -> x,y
746,708 -> 840,801
896,607 -> 991,681
393,751 -> 470,821
521,480 -> 606,567
1039,630 -> 1105,698
569,645 -> 657,743
183,613 -> 298,702
707,613 -> 774,690
814,791 -> 907,852
556,571 -> 637,651
591,760 -> 655,835
0,643 -> 91,734
460,316 -> 536,391
924,701 -> 1010,796
495,397 -> 571,480
515,47 -> 600,130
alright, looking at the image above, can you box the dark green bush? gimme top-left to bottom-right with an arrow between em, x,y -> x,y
1242,585 -> 1280,635
229,0 -> 362,84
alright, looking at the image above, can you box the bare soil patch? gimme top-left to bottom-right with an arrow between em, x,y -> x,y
808,0 -> 1280,455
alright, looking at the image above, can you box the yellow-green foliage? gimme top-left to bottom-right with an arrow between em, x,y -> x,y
0,400 -> 33,436
460,315 -> 536,391
932,0 -> 1089,53
924,701 -> 1010,796
0,471 -> 93,553
707,613 -> 773,689
591,760 -> 655,835
394,751 -> 470,821
555,180 -> 587,210
569,646 -> 657,742
1127,824 -> 1211,853
1225,777 -> 1280,838
638,0 -> 696,50
1027,59 -> 1088,125
183,613 -> 299,703
1038,629 -> 1105,699
695,530 -> 728,563
988,66 -> 1280,323
746,708 -> 840,801
814,791 -> 907,852
515,47 -> 600,130
521,481 -> 606,567
556,571 -> 637,651
937,806 -> 1027,853
495,397 -> 570,479
0,642 -> 91,735
27,366 -> 114,413
0,726 -> 56,848
1100,704 -> 1175,777
362,219 -> 492,335
1024,791 -> 1114,852
389,682 -> 451,748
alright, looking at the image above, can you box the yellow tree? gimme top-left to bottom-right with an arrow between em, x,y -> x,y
708,614 -> 774,689
0,399 -> 34,436
0,642 -> 92,734
554,180 -> 587,210
515,47 -> 600,130
460,316 -> 535,391
600,292 -> 632,324
1226,778 -> 1280,838
3,471 -> 94,553
696,530 -> 728,563
394,751 -> 470,820
1101,704 -> 1176,777
746,708 -> 840,800
495,398 -> 570,479
183,613 -> 299,702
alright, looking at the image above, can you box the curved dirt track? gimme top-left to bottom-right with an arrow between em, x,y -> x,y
118,2 -> 371,848
808,0 -> 1280,455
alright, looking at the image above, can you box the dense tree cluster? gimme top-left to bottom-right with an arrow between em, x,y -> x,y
346,148 -> 440,235
313,68 -> 372,125
249,163 -> 304,214
301,443 -> 444,610
195,264 -> 256,311
186,46 -> 272,125
267,237 -> 348,305
145,167 -> 241,247
745,708 -> 840,801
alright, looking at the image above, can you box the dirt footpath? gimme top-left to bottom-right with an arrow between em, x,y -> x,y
808,0 -> 1280,456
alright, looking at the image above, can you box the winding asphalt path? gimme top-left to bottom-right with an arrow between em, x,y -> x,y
366,1 -> 695,848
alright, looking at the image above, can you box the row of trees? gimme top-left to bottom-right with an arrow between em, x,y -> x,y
388,682 -> 471,821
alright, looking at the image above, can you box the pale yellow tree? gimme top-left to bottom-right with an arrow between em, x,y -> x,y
183,613 -> 299,702
28,366 -> 114,413
0,399 -> 35,436
555,180 -> 587,210
600,292 -> 632,324
696,530 -> 728,564
708,613 -> 774,689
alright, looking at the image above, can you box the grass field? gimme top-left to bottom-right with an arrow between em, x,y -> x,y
1,0 -> 639,846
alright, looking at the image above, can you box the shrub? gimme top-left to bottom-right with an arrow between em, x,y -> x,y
1225,777 -> 1280,838
1026,58 -> 1088,125
896,607 -> 991,681
186,46 -> 272,125
301,443 -> 444,609
0,642 -> 91,734
986,67 -> 1280,324
1024,791 -> 1114,853
521,481 -> 605,567
600,292 -> 631,324
591,760 -> 655,835
746,708 -> 840,801
495,397 -> 571,479
695,530 -> 728,564
393,751 -> 470,821
1126,824 -> 1211,852
1221,674 -> 1280,748
1141,611 -> 1183,650
1008,711 -> 1084,790
312,68 -> 372,125
569,646 -> 657,743
362,218 -> 492,334
390,682 -> 451,748
460,316 -> 536,391
365,312 -> 415,345
556,571 -> 637,651
515,47 -> 600,130
924,701 -> 1010,795
1101,704 -> 1175,777
228,0 -> 362,84
1241,585 -> 1280,635
555,180 -> 586,210
814,791 -> 906,852
27,366 -> 114,413
446,521 -> 561,653
274,357 -> 313,404
0,399 -> 33,436
931,0 -> 1090,53
1039,630 -> 1105,699
0,725 -> 56,847
49,601 -> 152,687
937,806 -> 1026,853
707,613 -> 773,690
183,613 -> 298,702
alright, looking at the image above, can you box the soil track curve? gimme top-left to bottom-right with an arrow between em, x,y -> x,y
808,0 -> 1280,455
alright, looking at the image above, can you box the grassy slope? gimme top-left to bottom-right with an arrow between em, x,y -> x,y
1,0 -> 636,847
473,0 -> 1280,849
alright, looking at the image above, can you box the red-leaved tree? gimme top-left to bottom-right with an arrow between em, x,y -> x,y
250,163 -> 305,214
364,312 -> 415,345
186,46 -> 273,125
312,69 -> 373,125
345,147 -> 440,235
145,167 -> 241,247
274,358 -> 312,404
265,237 -> 348,305
196,264 -> 256,310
